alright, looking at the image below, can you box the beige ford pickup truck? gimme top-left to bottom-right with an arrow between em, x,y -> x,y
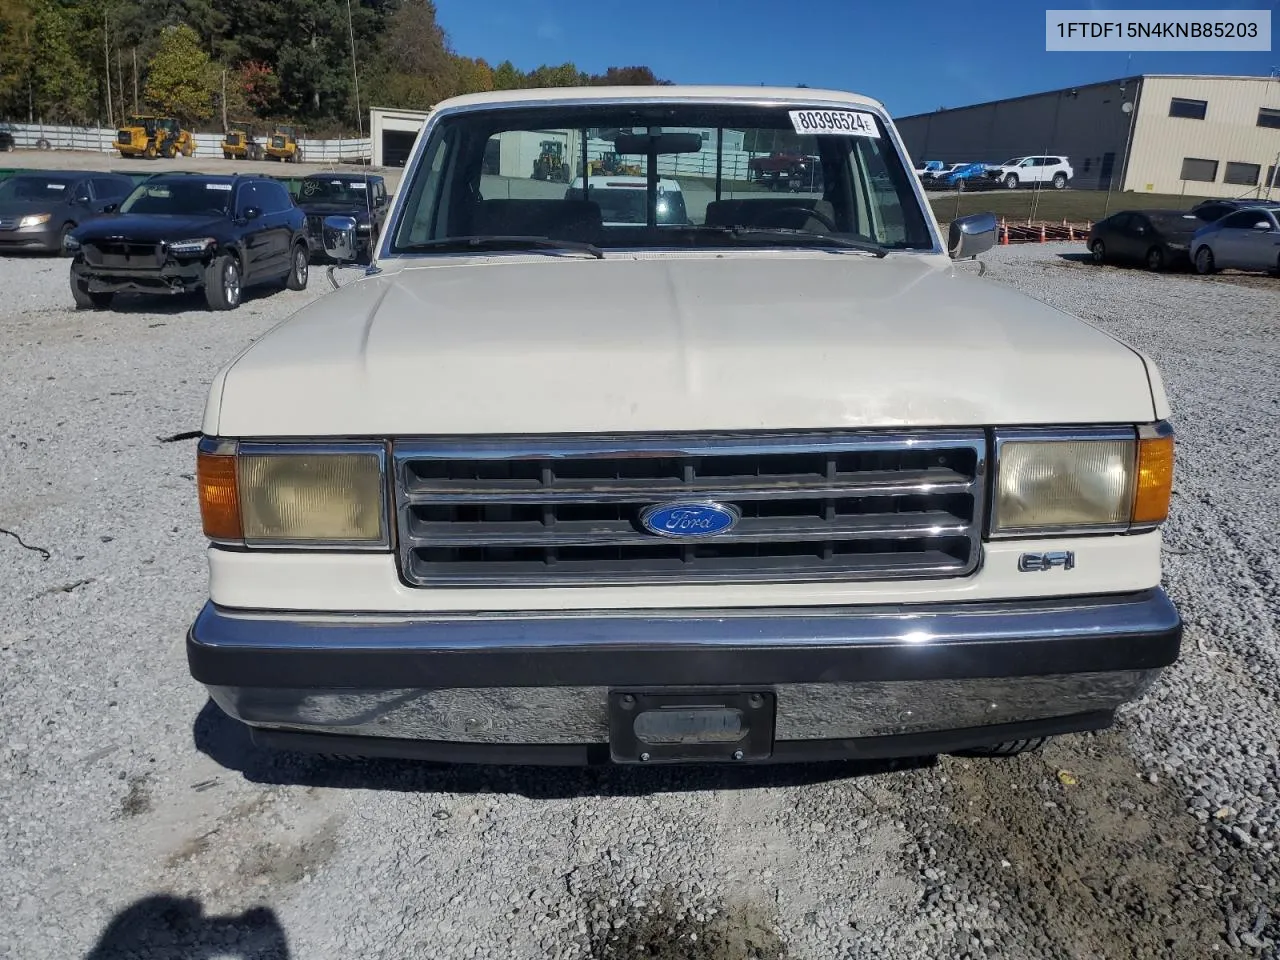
188,86 -> 1180,765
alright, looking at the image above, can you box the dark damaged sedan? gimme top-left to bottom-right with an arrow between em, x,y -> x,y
67,174 -> 308,311
1087,209 -> 1202,271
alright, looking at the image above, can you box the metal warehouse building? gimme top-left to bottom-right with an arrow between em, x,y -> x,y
895,75 -> 1280,198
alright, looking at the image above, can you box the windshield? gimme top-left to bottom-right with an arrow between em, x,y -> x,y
0,177 -> 75,203
119,180 -> 232,216
299,178 -> 374,204
1146,212 -> 1202,234
390,103 -> 933,254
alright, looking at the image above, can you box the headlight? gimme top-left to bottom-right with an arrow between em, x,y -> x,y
19,213 -> 51,227
167,237 -> 216,255
356,222 -> 371,234
991,424 -> 1173,536
196,440 -> 388,548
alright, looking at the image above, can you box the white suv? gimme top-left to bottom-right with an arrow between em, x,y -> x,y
993,156 -> 1073,190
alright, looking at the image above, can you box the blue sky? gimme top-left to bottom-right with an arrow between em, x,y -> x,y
434,0 -> 1278,116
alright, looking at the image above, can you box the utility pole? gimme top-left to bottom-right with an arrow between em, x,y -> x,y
133,49 -> 138,114
103,13 -> 114,127
221,69 -> 228,132
346,0 -> 363,137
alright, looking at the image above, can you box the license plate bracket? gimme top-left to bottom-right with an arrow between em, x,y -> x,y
608,690 -> 775,764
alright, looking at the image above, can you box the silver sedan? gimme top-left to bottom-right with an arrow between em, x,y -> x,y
1192,206 -> 1280,275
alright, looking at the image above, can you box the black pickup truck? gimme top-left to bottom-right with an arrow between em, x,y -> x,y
295,173 -> 388,262
67,174 -> 309,311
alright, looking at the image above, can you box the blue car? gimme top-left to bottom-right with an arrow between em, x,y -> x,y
936,162 -> 996,192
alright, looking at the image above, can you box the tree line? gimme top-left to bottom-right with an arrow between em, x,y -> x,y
0,0 -> 666,134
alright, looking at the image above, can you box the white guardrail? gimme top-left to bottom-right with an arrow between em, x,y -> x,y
1,122 -> 372,162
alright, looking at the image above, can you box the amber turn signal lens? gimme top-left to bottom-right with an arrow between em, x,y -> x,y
1132,432 -> 1174,525
197,450 -> 242,540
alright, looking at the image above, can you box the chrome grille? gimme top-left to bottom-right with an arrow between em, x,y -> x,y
82,241 -> 163,268
0,217 -> 16,231
394,432 -> 986,587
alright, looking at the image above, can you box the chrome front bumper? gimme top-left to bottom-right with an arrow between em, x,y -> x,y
188,589 -> 1181,762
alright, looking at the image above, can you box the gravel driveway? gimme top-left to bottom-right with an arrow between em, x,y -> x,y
1,246 -> 1277,960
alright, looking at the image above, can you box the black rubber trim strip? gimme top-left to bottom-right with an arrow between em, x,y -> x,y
249,710 -> 1116,766
188,614 -> 1181,690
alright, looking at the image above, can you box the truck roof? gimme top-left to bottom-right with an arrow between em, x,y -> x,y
431,85 -> 885,112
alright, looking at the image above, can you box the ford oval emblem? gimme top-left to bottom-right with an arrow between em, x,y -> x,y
639,501 -> 740,538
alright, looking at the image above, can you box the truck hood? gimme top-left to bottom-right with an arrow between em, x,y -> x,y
74,213 -> 230,243
208,254 -> 1157,437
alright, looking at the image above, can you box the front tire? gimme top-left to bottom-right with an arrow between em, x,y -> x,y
70,266 -> 113,310
1090,239 -> 1106,264
58,223 -> 76,257
1145,246 -> 1165,272
144,142 -> 157,160
1052,173 -> 1068,189
285,243 -> 309,290
204,253 -> 242,310
1194,245 -> 1216,275
1004,174 -> 1019,189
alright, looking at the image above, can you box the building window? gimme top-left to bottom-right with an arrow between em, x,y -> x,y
1180,157 -> 1218,182
1259,108 -> 1280,129
1083,158 -> 1092,173
1224,162 -> 1261,186
1169,97 -> 1208,120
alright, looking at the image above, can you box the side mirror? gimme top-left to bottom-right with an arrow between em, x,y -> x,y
242,206 -> 261,221
948,212 -> 997,260
1254,220 -> 1272,231
102,202 -> 118,214
323,215 -> 359,262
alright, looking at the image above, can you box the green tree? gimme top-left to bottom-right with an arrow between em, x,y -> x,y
525,62 -> 587,88
492,59 -> 523,91
29,0 -> 96,122
589,66 -> 664,86
449,55 -> 493,96
366,0 -> 452,110
0,0 -> 36,119
144,23 -> 215,122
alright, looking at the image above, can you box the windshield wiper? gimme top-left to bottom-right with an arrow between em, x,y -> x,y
685,226 -> 888,258
398,235 -> 604,259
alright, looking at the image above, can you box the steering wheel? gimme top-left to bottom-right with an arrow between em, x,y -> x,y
766,205 -> 838,232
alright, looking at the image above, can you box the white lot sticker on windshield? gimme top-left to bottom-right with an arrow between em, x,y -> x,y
206,183 -> 232,191
788,110 -> 880,137
48,183 -> 66,190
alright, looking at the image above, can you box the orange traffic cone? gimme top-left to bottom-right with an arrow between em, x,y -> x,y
1039,224 -> 1047,243
1000,217 -> 1008,245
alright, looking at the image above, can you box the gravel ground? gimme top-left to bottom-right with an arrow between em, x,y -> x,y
1,244 -> 1277,960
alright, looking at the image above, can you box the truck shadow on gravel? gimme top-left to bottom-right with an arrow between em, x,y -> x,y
84,895 -> 290,960
88,285 -> 296,314
193,700 -> 931,800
